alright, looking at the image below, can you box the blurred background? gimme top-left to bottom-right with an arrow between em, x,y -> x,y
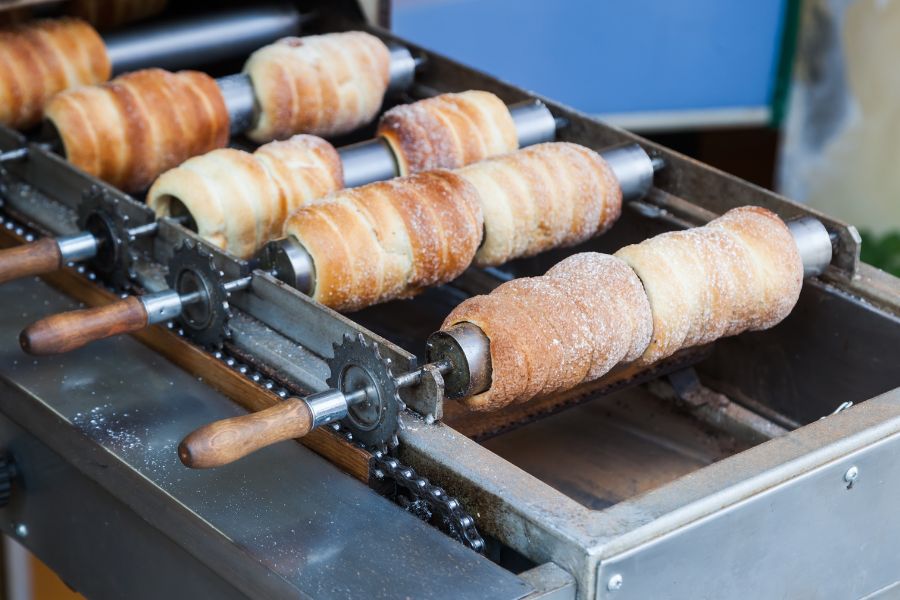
393,0 -> 900,276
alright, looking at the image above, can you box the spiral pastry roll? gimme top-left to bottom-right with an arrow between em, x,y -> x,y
442,206 -> 803,411
0,18 -> 110,128
244,31 -> 391,143
615,206 -> 803,365
456,142 -> 622,266
45,68 -> 230,192
148,135 -> 343,259
442,253 -> 652,411
283,170 -> 483,312
377,91 -> 518,175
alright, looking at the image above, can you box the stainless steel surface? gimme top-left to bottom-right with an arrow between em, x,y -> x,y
338,138 -> 399,188
509,100 -> 558,148
140,289 -> 183,325
0,147 -> 29,163
425,322 -> 491,399
521,563 -> 577,600
788,216 -> 833,277
594,425 -> 900,599
0,413 -> 253,600
103,4 -> 303,75
386,42 -> 418,97
305,389 -> 349,428
56,231 -> 97,262
599,143 -> 657,202
216,73 -> 257,135
0,277 -> 533,600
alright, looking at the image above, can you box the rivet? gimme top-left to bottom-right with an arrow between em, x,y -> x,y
844,466 -> 859,488
607,573 -> 623,592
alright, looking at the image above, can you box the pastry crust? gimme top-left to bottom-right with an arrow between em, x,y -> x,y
442,206 -> 803,411
45,68 -> 229,192
442,253 -> 652,411
456,142 -> 622,266
244,31 -> 390,142
147,134 -> 343,259
0,18 -> 110,128
284,170 -> 483,311
378,91 -> 518,175
67,0 -> 168,29
615,206 -> 803,364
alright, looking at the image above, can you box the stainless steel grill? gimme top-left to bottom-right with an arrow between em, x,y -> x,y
0,2 -> 897,600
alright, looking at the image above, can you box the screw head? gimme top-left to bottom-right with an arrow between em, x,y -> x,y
844,466 -> 859,485
14,523 -> 27,538
607,574 -> 623,592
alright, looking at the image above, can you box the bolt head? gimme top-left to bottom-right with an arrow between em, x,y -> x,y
14,523 -> 27,538
607,574 -> 623,591
844,466 -> 859,483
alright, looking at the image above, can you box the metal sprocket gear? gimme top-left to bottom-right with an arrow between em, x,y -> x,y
166,240 -> 233,347
76,187 -> 136,288
326,332 -> 403,448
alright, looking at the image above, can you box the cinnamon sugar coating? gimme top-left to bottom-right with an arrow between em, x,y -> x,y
615,206 -> 803,364
378,91 -> 518,175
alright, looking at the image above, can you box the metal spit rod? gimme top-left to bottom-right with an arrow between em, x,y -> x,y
103,3 -> 305,75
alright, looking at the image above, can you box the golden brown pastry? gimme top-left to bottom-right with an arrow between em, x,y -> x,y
283,170 -> 483,311
0,18 -> 110,128
44,68 -> 229,192
244,31 -> 391,143
255,135 -> 344,221
377,91 -> 518,175
615,206 -> 804,364
67,0 -> 168,29
147,135 -> 343,259
442,253 -> 652,411
442,206 -> 803,411
456,142 -> 622,266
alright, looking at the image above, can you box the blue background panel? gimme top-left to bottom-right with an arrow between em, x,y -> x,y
393,0 -> 787,115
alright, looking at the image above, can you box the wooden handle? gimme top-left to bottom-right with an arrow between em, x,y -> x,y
0,238 -> 62,284
19,296 -> 149,355
178,399 -> 314,469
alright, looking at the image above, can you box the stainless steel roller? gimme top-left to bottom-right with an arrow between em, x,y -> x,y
103,3 -> 305,75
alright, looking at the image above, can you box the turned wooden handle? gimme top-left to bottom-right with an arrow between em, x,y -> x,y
178,399 -> 314,469
20,296 -> 149,355
0,238 -> 62,284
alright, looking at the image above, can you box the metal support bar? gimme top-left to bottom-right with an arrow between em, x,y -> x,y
103,4 -> 304,75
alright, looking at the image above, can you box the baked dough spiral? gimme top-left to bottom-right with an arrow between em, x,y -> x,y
0,18 -> 110,128
377,90 -> 518,176
283,170 -> 483,312
615,205 -> 803,365
44,68 -> 230,192
457,142 -> 622,266
244,31 -> 391,143
147,135 -> 343,259
442,206 -> 803,411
